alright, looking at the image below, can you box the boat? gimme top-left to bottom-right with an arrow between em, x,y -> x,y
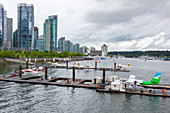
116,64 -> 131,71
21,68 -> 39,74
100,57 -> 106,60
51,62 -> 61,67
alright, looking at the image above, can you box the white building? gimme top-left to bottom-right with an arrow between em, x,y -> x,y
101,44 -> 108,56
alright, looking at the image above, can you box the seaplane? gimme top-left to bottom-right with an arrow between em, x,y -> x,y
125,72 -> 162,86
110,72 -> 162,90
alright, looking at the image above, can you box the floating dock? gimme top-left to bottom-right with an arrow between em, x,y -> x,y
47,66 -> 130,72
1,74 -> 170,98
96,88 -> 170,97
142,84 -> 170,90
0,75 -> 98,89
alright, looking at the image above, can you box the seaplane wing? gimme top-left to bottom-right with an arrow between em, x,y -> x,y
126,78 -> 143,84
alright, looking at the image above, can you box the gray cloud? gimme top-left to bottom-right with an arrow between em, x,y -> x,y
1,0 -> 170,51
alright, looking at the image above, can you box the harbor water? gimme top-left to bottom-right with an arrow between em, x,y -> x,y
0,58 -> 170,113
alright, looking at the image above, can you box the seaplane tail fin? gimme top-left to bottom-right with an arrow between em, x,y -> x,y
151,72 -> 162,84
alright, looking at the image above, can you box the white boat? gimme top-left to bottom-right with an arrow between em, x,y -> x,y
51,62 -> 61,66
116,64 -> 131,71
22,68 -> 39,74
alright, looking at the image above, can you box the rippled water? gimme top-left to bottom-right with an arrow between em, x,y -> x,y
0,58 -> 170,113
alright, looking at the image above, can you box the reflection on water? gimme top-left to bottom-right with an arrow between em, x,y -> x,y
0,58 -> 170,113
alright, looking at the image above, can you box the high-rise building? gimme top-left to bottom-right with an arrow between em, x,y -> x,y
101,44 -> 108,56
34,26 -> 38,50
80,46 -> 89,54
43,15 -> 58,51
7,18 -> 13,48
4,11 -> 7,48
65,40 -> 72,52
72,44 -> 76,53
72,43 -> 79,53
0,4 -> 4,47
91,46 -> 96,51
0,4 -> 13,49
17,3 -> 34,50
75,43 -> 80,53
13,29 -> 18,48
36,35 -> 43,51
58,37 -> 65,51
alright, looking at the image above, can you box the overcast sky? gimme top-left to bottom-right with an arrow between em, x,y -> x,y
1,0 -> 170,51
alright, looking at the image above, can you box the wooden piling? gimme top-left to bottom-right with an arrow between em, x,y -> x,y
19,65 -> 22,77
66,61 -> 68,69
73,67 -> 75,81
102,68 -> 105,84
41,60 -> 43,65
95,62 -> 97,70
26,61 -> 28,69
114,62 -> 116,72
45,66 -> 48,79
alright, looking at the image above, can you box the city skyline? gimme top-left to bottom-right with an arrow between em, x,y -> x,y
1,0 -> 170,51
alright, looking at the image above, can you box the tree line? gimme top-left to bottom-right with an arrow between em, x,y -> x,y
0,50 -> 84,58
108,50 -> 170,58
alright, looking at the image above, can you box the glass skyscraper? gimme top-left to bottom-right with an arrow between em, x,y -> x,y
58,37 -> 65,51
13,29 -> 18,48
18,3 -> 34,50
7,18 -> 13,48
0,4 -> 4,47
34,26 -> 38,50
44,15 -> 58,51
65,40 -> 73,52
36,35 -> 43,51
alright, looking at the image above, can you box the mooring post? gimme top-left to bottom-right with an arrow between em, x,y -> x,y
95,61 -> 97,70
114,62 -> 116,72
26,61 -> 28,69
73,67 -> 75,81
66,60 -> 68,69
102,68 -> 106,84
19,65 -> 22,77
45,66 -> 48,79
41,60 -> 43,65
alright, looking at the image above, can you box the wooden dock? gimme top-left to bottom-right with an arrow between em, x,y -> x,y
1,74 -> 170,97
48,66 -> 130,72
96,89 -> 170,97
142,84 -> 170,89
0,75 -> 98,89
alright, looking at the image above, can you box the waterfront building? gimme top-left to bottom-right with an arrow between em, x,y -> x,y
0,4 -> 13,49
80,46 -> 89,54
72,44 -> 76,52
3,11 -> 7,48
101,44 -> 108,56
72,43 -> 79,53
90,50 -> 102,56
0,4 -> 4,47
34,26 -> 38,50
36,35 -> 43,51
58,37 -> 65,51
7,18 -> 13,48
13,29 -> 18,48
91,46 -> 96,51
65,40 -> 73,52
43,15 -> 58,51
17,3 -> 34,50
0,4 -> 4,48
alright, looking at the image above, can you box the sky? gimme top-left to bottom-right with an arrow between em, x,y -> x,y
1,0 -> 170,51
